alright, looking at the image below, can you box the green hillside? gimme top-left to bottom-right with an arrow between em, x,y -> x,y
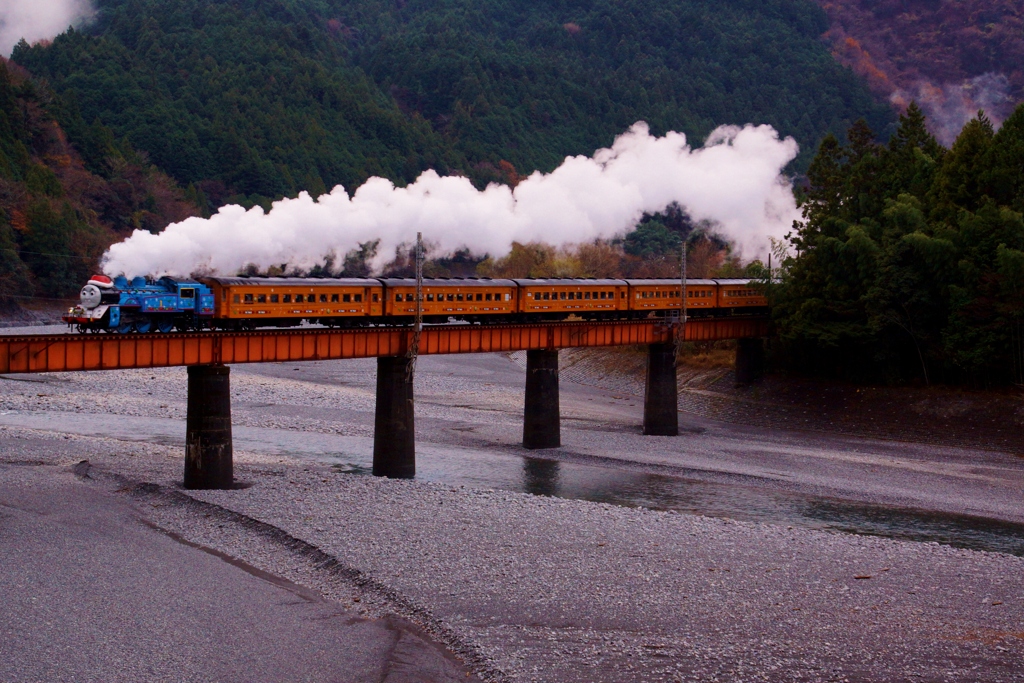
12,0 -> 893,208
0,60 -> 199,303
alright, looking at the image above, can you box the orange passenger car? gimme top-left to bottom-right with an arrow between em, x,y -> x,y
380,278 -> 518,322
715,278 -> 768,313
512,279 -> 629,319
625,279 -> 720,317
203,277 -> 383,328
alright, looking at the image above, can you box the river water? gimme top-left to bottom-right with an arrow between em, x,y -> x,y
3,409 -> 1023,557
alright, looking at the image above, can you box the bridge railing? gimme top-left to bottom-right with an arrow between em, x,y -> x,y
0,318 -> 768,374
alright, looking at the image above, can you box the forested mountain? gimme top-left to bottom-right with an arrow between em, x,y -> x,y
0,59 -> 198,304
818,0 -> 1023,145
772,102 -> 1024,386
11,0 -> 892,210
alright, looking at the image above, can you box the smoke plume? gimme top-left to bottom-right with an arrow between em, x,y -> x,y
891,73 -> 1015,147
102,122 -> 800,279
1,0 -> 95,57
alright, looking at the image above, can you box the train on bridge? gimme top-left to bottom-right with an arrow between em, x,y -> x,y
63,274 -> 768,333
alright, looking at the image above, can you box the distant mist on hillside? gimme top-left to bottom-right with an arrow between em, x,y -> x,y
818,0 -> 1023,144
0,0 -> 94,57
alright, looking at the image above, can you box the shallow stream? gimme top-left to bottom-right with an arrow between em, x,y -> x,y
3,409 -> 1023,556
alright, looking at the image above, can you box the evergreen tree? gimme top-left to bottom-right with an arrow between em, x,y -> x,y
773,103 -> 1024,386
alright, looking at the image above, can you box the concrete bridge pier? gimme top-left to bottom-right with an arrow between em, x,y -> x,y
373,355 -> 416,478
184,364 -> 234,490
735,337 -> 765,385
643,342 -> 679,436
523,349 -> 560,449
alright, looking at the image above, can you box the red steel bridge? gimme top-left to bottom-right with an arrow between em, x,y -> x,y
0,318 -> 766,374
0,317 -> 769,488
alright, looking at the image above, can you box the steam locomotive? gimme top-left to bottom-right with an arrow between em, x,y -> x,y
63,274 -> 768,333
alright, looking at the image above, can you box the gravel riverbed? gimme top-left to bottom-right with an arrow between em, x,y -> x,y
2,345 -> 1023,681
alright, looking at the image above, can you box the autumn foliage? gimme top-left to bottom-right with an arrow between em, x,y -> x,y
0,59 -> 199,304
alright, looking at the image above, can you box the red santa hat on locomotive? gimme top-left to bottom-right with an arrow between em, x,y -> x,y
87,274 -> 115,289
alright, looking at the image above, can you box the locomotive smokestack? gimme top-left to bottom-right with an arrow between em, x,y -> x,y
101,122 -> 800,279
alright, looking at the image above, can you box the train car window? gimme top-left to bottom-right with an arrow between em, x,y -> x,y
476,293 -> 483,301
341,294 -> 350,302
485,293 -> 492,301
244,294 -> 254,303
540,292 -> 548,300
317,294 -> 325,303
233,294 -> 240,303
567,292 -> 574,300
294,294 -> 303,303
180,288 -> 195,299
621,292 -> 626,298
372,293 -> 379,302
331,294 -> 339,302
257,294 -> 266,303
426,293 -> 433,302
395,294 -> 402,302
505,293 -> 511,301
355,294 -> 362,302
599,291 -> 606,299
270,294 -> 279,303
283,294 -> 291,303
453,293 -> 461,302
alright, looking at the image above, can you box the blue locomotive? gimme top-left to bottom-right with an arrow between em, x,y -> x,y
63,274 -> 215,333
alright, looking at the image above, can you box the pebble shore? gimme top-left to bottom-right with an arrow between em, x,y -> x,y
2,347 -> 1023,681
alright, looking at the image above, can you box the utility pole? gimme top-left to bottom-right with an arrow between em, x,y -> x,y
676,237 -> 687,359
407,232 -> 424,379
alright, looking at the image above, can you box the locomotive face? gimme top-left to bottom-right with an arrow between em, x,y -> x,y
80,284 -> 102,309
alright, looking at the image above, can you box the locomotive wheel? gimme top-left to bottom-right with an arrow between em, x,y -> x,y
134,319 -> 152,333
156,319 -> 174,333
116,321 -> 133,334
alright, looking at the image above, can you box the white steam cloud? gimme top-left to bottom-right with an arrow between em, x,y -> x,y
102,122 -> 800,278
1,0 -> 95,57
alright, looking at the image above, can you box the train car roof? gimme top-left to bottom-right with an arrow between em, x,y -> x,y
379,278 -> 518,287
157,276 -> 206,286
511,278 -> 627,286
623,278 -> 717,286
203,277 -> 382,287
713,278 -> 762,285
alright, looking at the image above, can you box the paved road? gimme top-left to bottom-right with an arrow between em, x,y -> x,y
0,460 -> 476,683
